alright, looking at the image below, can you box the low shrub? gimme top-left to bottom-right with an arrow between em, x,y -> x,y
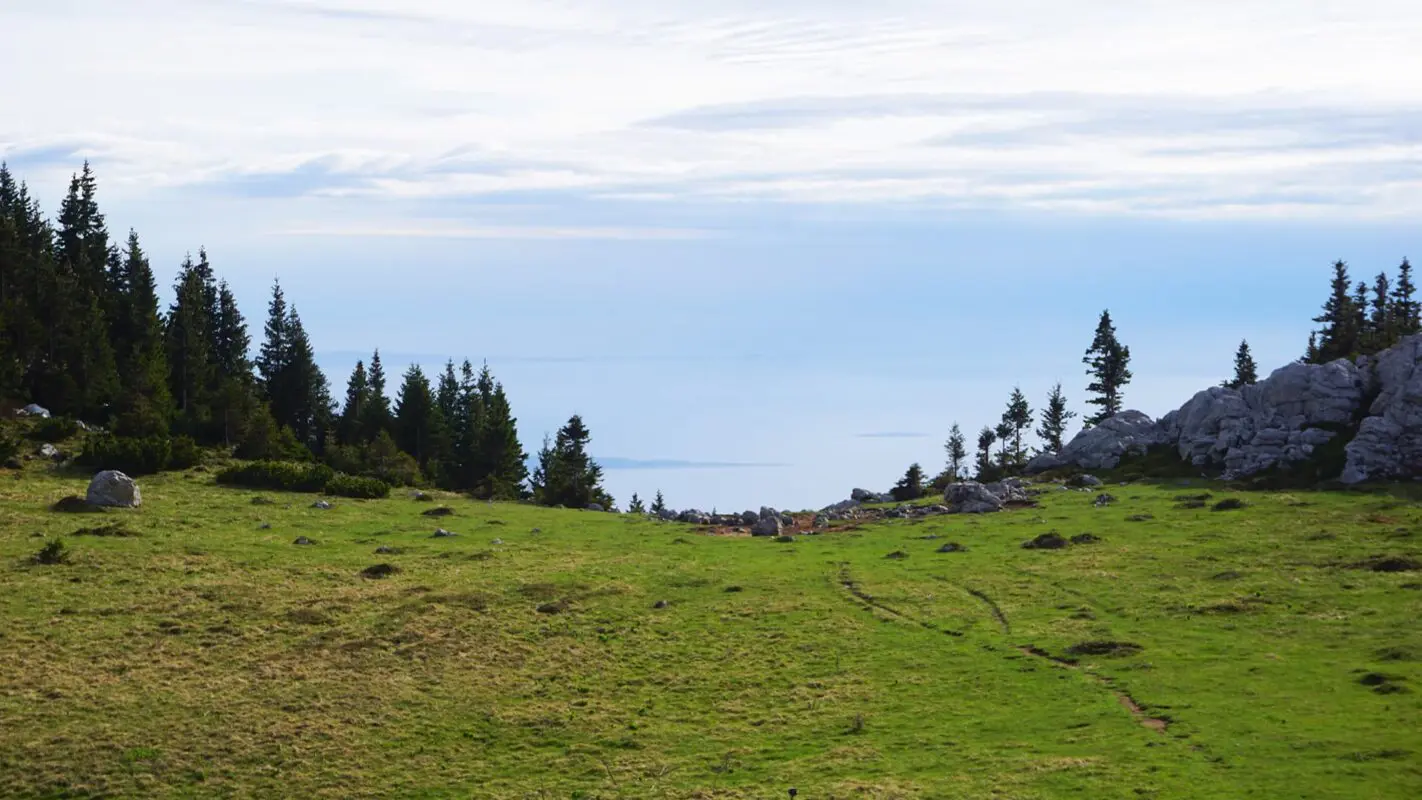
78,434 -> 172,476
216,461 -> 335,493
52,495 -> 102,513
167,436 -> 201,470
29,416 -> 80,443
0,432 -> 19,462
325,474 -> 390,499
33,539 -> 69,565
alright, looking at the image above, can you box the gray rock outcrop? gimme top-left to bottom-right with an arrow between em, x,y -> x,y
1027,334 -> 1422,483
943,481 -> 1004,514
1342,336 -> 1422,483
86,471 -> 141,508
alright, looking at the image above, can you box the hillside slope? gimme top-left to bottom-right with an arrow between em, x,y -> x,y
1,469 -> 1420,798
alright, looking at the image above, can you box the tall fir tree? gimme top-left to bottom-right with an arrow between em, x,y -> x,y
212,280 -> 251,382
627,493 -> 646,514
166,255 -> 216,425
975,426 -> 997,479
1035,382 -> 1075,453
1082,310 -> 1132,425
1390,258 -> 1420,340
533,415 -> 612,508
1001,386 -> 1033,466
943,423 -> 968,481
394,364 -> 437,467
337,360 -> 369,445
1368,272 -> 1392,352
994,420 -> 1014,469
282,306 -> 333,451
110,231 -> 170,436
361,348 -> 393,443
1227,340 -> 1258,389
891,462 -> 927,501
1311,260 -> 1356,362
254,279 -> 289,401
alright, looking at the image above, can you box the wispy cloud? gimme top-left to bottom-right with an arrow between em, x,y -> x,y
5,0 -> 1422,218
598,457 -> 790,471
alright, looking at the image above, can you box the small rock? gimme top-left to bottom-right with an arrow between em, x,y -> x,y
38,443 -> 61,460
374,546 -> 402,555
18,403 -> 50,418
1093,493 -> 1117,507
311,500 -> 333,510
586,503 -> 604,512
750,516 -> 783,537
530,528 -> 542,534
491,537 -> 504,545
293,536 -> 316,546
431,528 -> 458,538
259,522 -> 272,530
411,491 -> 432,502
937,542 -> 967,553
653,600 -> 670,609
1071,533 -> 1101,544
1023,532 -> 1070,550
943,481 -> 1004,514
1067,474 -> 1104,488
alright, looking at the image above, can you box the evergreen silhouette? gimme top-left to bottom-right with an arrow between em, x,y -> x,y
1083,309 -> 1132,425
1001,386 -> 1033,467
1227,340 -> 1258,389
943,423 -> 967,482
1035,382 -> 1075,453
891,463 -> 927,501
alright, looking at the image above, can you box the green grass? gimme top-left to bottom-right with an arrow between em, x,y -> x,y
1,467 -> 1420,798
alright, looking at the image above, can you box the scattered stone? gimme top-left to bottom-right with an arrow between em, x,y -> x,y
937,542 -> 967,553
491,537 -> 504,545
1067,474 -> 1104,488
530,528 -> 542,534
293,536 -> 317,546
653,600 -> 670,609
38,443 -> 61,461
1023,532 -> 1069,550
86,471 -> 141,508
884,550 -> 908,560
411,491 -> 433,502
431,528 -> 458,538
422,506 -> 455,517
17,403 -> 51,418
360,564 -> 400,579
1070,533 -> 1101,544
850,488 -> 875,502
311,500 -> 333,510
586,503 -> 604,512
750,516 -> 783,537
944,481 -> 1005,514
1212,498 -> 1247,512
259,522 -> 272,530
1093,493 -> 1117,507
740,510 -> 760,525
374,546 -> 404,555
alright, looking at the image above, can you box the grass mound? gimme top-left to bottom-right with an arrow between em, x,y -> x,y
51,495 -> 101,513
71,523 -> 138,538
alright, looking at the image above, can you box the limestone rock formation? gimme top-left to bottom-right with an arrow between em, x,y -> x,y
86,471 -> 141,508
943,481 -> 1004,514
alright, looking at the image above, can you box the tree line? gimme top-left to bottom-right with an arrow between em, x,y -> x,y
0,163 -> 611,506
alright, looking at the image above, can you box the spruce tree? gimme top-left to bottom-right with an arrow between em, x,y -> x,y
1001,386 -> 1033,466
394,364 -> 437,467
534,415 -> 612,508
650,490 -> 667,516
1227,340 -> 1258,389
975,426 -> 997,479
436,360 -> 459,426
891,463 -> 927,501
943,423 -> 967,481
1390,258 -> 1420,339
281,306 -> 333,451
166,255 -> 216,426
1351,280 -> 1370,354
212,280 -> 251,382
255,279 -> 289,402
337,360 -> 369,445
361,349 -> 393,443
1312,260 -> 1356,362
1035,382 -> 1075,453
110,231 -> 170,436
1368,273 -> 1392,352
1303,332 -> 1320,364
993,420 -> 1014,470
1082,310 -> 1132,425
628,493 -> 646,514
478,379 -> 528,498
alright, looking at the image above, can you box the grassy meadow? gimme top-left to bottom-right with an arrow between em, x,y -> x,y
1,464 -> 1420,798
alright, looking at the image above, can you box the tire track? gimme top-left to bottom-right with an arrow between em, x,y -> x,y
1017,645 -> 1169,734
836,566 -> 964,637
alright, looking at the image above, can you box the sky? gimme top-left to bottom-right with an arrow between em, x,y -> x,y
2,0 -> 1419,511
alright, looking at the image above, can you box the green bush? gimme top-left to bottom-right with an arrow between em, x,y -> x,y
168,436 -> 201,470
78,434 -> 171,476
216,461 -> 335,493
0,432 -> 19,462
325,474 -> 390,499
29,417 -> 80,443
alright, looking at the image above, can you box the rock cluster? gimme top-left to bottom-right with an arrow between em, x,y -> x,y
1027,334 -> 1422,483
